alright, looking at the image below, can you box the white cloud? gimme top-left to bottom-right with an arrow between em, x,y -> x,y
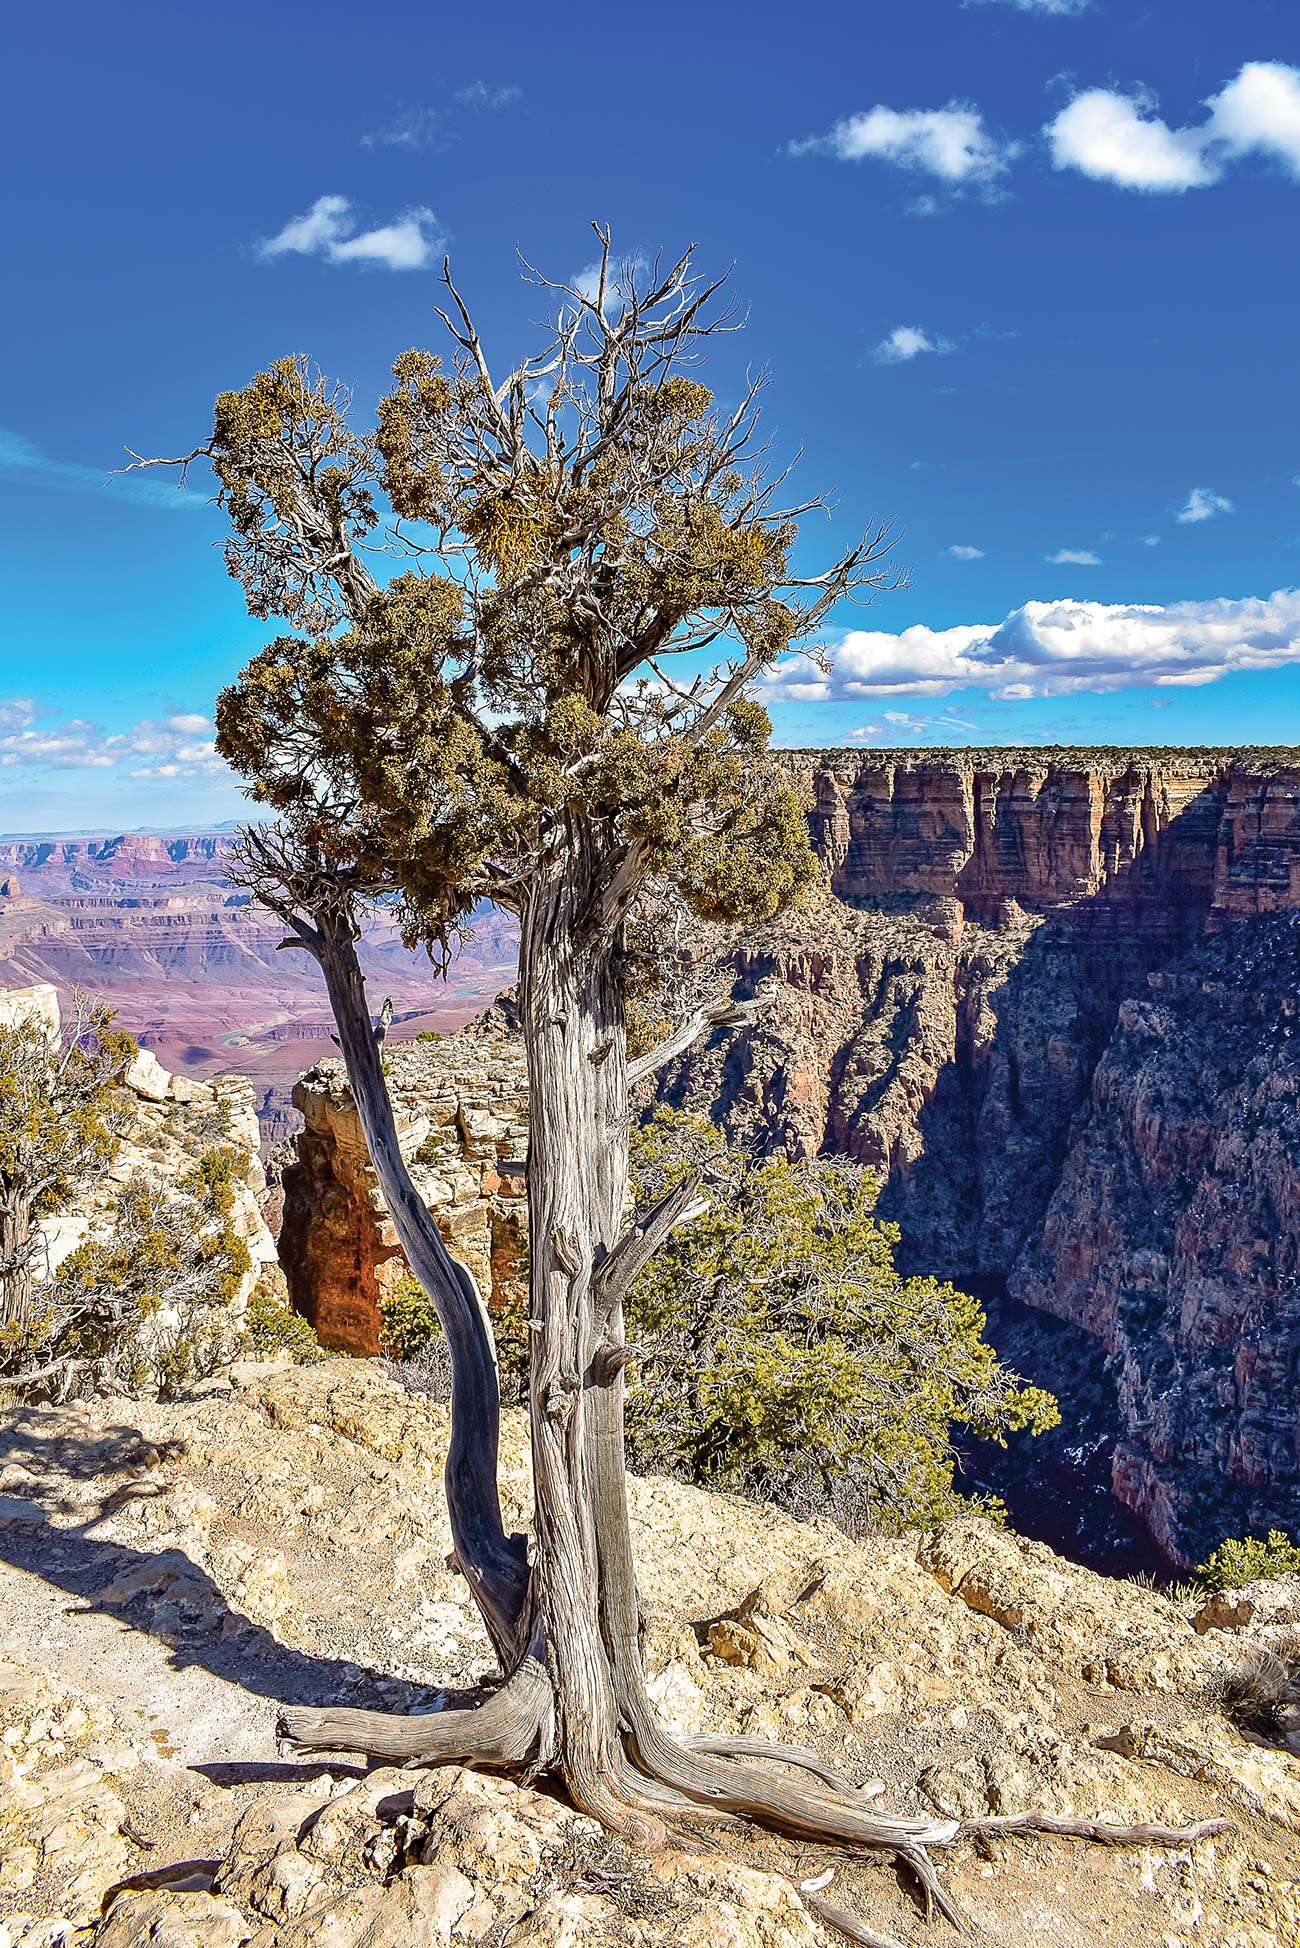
873,325 -> 954,365
1047,62 -> 1300,194
1176,487 -> 1234,524
946,544 -> 986,559
1205,62 -> 1300,179
453,80 -> 522,111
571,253 -> 650,312
0,711 -> 228,779
759,589 -> 1300,703
790,102 -> 1018,193
1046,88 -> 1216,191
1141,534 -> 1162,546
964,0 -> 1089,11
0,428 -> 206,510
258,195 -> 443,271
1047,548 -> 1101,565
362,82 -> 521,150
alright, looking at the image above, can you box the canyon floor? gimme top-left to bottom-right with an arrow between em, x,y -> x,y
3,1359 -> 1300,1947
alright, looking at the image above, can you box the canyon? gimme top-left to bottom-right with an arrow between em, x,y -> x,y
0,832 -> 518,1145
8,746 -> 1299,1568
274,748 -> 1300,1569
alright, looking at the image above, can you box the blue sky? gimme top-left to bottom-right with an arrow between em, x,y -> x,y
2,0 -> 1298,832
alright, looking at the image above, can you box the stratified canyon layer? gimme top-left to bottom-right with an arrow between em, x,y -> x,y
280,749 -> 1300,1565
652,749 -> 1300,1563
0,833 -> 518,1141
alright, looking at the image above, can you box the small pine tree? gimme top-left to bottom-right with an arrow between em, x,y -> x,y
625,1111 -> 1058,1531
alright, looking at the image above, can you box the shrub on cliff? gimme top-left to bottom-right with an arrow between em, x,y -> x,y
32,1149 -> 251,1397
1196,1529 -> 1300,1591
241,1273 -> 330,1365
624,1111 -> 1059,1531
0,992 -> 135,1356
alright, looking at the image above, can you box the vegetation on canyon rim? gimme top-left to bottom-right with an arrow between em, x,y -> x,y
128,228 -> 1226,1933
0,1002 -> 253,1397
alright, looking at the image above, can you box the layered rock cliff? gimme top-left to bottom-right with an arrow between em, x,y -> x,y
273,748 -> 1300,1564
653,748 -> 1300,1562
280,1036 -> 528,1353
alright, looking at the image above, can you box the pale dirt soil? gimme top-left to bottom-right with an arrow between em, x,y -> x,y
2,1360 -> 1299,1946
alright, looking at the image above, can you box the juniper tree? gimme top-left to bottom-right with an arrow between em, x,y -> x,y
0,993 -> 133,1344
132,231 -> 1224,1928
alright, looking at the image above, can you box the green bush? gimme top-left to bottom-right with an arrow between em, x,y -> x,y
240,1278 -> 329,1364
1196,1530 -> 1300,1591
625,1110 -> 1058,1534
378,1274 -> 444,1363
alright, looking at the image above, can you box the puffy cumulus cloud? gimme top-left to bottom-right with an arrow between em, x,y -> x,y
1046,548 -> 1101,565
0,428 -> 206,510
257,195 -> 443,271
0,712 -> 228,780
946,544 -> 986,559
1046,88 -> 1215,191
789,102 -> 1018,194
873,325 -> 954,364
1205,62 -> 1300,179
759,589 -> 1300,703
1046,61 -> 1300,193
1177,486 -> 1234,524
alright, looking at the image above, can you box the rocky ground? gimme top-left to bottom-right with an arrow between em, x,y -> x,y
2,1360 -> 1299,1946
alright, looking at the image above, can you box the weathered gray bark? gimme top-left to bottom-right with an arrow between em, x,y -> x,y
279,877 -> 1229,1913
0,1187 -> 34,1330
313,915 -> 528,1660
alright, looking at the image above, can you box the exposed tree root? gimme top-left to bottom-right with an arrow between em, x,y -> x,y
801,1892 -> 905,1948
683,1733 -> 871,1798
958,1811 -> 1234,1847
276,1645 -> 550,1766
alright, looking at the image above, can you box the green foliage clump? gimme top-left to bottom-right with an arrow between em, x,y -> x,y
624,1111 -> 1059,1533
1196,1530 -> 1300,1592
378,1274 -> 444,1364
240,1276 -> 329,1365
51,1147 -> 252,1396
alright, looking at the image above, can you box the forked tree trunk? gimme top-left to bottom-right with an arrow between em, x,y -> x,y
313,917 -> 528,1661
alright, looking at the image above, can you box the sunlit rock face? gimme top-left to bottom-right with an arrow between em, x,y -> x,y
276,749 -> 1300,1563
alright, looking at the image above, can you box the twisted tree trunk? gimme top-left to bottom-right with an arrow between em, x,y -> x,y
279,876 -> 1228,1927
312,916 -> 528,1661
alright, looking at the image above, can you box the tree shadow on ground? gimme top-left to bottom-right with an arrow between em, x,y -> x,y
0,1412 -> 442,1725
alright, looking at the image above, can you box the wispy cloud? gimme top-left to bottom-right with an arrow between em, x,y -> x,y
946,544 -> 986,560
789,102 -> 1018,201
257,195 -> 444,271
0,429 -> 206,511
760,589 -> 1300,703
1046,62 -> 1300,193
1046,548 -> 1102,565
1141,534 -> 1162,547
964,0 -> 1090,10
362,81 -> 521,150
873,325 -> 954,365
0,709 -> 228,780
1176,487 -> 1234,524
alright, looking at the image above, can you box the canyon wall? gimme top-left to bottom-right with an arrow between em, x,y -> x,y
653,748 -> 1300,1561
272,748 -> 1300,1563
279,1033 -> 528,1354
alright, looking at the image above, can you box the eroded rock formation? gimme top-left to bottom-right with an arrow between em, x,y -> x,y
2,1359 -> 1298,1944
273,749 -> 1300,1562
280,1036 -> 528,1353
